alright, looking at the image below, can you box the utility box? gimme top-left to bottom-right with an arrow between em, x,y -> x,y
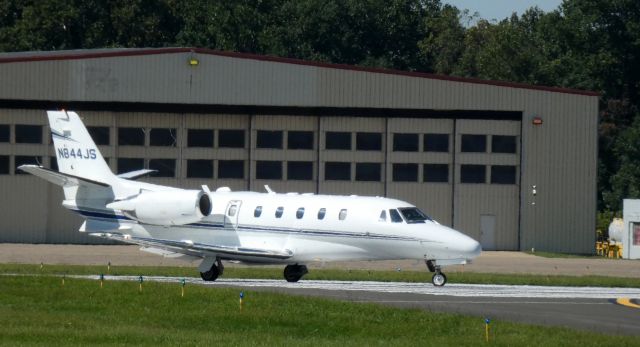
622,199 -> 640,259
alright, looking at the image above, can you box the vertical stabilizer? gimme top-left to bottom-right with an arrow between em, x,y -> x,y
48,110 -> 115,185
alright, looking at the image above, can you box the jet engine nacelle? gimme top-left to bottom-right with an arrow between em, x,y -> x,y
107,189 -> 212,226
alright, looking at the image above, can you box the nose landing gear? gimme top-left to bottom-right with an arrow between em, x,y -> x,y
425,259 -> 447,286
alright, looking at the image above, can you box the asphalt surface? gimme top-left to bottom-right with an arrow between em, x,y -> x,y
2,244 -> 640,278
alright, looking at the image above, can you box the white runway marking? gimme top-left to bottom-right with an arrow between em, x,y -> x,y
74,275 -> 640,300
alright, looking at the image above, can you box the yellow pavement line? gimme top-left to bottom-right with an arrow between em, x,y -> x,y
615,298 -> 640,309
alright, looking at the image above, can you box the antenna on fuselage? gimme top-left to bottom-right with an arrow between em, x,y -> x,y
264,185 -> 275,194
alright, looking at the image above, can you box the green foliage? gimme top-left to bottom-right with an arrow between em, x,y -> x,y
2,0 -> 640,209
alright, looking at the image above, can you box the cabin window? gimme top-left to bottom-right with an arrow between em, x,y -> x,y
389,209 -> 403,223
275,206 -> 284,218
318,208 -> 326,220
339,209 -> 348,221
228,205 -> 237,217
87,126 -> 110,145
15,125 -> 42,144
378,210 -> 387,222
254,206 -> 262,217
296,207 -> 305,219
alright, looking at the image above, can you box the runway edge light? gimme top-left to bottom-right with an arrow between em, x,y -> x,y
485,318 -> 491,342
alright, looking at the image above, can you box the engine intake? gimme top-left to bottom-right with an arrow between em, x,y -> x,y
107,189 -> 212,225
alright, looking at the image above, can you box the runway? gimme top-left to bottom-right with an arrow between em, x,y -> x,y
79,275 -> 640,336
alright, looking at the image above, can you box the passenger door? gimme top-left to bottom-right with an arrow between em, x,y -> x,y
225,200 -> 242,230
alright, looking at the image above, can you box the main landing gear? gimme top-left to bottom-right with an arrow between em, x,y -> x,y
425,259 -> 447,287
283,264 -> 308,282
200,258 -> 224,282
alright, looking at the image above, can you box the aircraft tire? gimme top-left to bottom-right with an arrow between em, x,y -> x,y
432,272 -> 447,286
284,264 -> 308,282
200,264 -> 220,282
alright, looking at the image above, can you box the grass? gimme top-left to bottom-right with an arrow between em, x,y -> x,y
0,275 -> 638,346
1,263 -> 640,288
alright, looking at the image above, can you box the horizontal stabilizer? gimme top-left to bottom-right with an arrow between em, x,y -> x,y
117,169 -> 157,180
18,165 -> 110,188
89,233 -> 293,260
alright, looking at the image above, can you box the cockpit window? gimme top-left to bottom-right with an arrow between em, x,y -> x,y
398,207 -> 433,224
378,210 -> 387,222
389,209 -> 403,223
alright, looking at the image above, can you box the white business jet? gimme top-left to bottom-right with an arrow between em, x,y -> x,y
19,111 -> 481,286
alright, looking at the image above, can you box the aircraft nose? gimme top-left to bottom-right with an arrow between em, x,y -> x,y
453,230 -> 482,259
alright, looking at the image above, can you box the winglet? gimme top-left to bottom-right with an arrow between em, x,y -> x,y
264,185 -> 275,194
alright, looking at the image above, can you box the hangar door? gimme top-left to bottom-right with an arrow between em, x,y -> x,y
453,120 -> 520,250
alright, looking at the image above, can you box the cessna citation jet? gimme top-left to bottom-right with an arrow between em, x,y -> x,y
19,111 -> 481,286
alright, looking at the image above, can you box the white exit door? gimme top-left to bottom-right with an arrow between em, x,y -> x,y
480,215 -> 496,251
225,200 -> 242,229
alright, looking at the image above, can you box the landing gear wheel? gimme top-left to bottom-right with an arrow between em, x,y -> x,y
283,264 -> 308,282
200,263 -> 220,281
432,272 -> 447,287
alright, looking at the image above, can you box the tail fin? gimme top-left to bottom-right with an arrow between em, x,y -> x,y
48,110 -> 116,185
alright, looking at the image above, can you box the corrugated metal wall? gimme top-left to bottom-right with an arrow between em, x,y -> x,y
0,50 -> 599,252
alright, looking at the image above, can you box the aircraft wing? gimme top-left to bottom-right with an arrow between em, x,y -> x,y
18,165 -> 109,188
88,232 -> 293,260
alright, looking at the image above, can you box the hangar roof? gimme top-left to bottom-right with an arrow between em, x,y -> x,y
0,47 -> 598,97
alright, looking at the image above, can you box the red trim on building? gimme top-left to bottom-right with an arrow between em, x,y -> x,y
0,47 -> 600,97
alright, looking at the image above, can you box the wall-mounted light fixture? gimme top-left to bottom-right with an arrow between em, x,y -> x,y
532,116 -> 543,125
188,51 -> 199,66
